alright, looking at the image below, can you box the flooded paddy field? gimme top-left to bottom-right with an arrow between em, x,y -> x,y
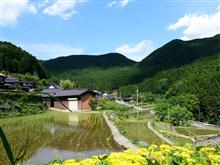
0,111 -> 124,164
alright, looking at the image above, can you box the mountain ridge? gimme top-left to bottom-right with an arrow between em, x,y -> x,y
43,52 -> 137,73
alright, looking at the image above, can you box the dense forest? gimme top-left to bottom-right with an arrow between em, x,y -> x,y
42,53 -> 136,73
138,34 -> 220,80
46,34 -> 220,91
0,42 -> 48,79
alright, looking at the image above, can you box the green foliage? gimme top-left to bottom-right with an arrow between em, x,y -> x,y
60,79 -> 76,89
0,42 -> 48,78
139,34 -> 220,81
154,101 -> 170,121
168,93 -> 200,114
98,99 -> 128,111
155,101 -> 193,126
166,106 -> 193,126
98,100 -> 130,120
50,66 -> 139,91
43,53 -> 136,73
132,92 -> 160,104
0,92 -> 47,118
89,99 -> 98,111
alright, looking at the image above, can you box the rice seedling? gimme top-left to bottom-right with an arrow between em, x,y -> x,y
0,111 -> 123,165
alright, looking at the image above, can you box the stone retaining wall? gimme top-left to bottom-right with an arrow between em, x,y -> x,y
103,112 -> 138,150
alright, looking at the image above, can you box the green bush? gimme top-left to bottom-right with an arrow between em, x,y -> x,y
168,93 -> 200,114
0,92 -> 47,118
166,106 -> 193,126
89,99 -> 98,110
155,101 -> 193,126
154,101 -> 170,121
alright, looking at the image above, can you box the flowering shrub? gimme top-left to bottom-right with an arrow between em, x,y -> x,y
51,144 -> 220,165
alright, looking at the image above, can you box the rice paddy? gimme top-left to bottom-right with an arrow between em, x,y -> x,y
118,121 -> 164,146
0,111 -> 124,165
175,127 -> 220,137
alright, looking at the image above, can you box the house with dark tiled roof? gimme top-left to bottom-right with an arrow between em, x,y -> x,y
42,87 -> 98,111
3,77 -> 20,89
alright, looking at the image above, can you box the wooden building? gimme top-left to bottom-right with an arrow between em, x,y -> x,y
42,88 -> 97,111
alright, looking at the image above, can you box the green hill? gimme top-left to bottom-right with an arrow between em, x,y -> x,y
46,34 -> 220,92
137,34 -> 220,80
0,41 -> 47,78
43,53 -> 136,73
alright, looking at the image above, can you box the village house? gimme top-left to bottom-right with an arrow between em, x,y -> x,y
0,74 -> 36,91
42,87 -> 97,111
0,73 -> 6,87
3,77 -> 21,89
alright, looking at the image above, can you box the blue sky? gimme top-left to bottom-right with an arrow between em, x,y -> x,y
1,0 -> 220,61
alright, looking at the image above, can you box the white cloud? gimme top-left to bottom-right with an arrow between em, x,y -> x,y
115,40 -> 155,61
19,43 -> 84,60
43,0 -> 87,20
168,6 -> 220,40
0,0 -> 37,27
108,0 -> 129,8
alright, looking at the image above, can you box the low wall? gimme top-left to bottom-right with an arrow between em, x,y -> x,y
103,112 -> 138,150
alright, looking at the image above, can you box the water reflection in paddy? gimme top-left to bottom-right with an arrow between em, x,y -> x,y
0,111 -> 124,165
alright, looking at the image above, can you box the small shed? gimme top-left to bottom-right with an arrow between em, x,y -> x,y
42,88 -> 97,111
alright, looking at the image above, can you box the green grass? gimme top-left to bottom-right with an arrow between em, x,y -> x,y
118,121 -> 164,146
126,111 -> 154,121
175,127 -> 220,137
168,136 -> 193,145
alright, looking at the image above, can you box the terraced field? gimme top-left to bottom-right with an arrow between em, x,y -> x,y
175,127 -> 220,137
118,121 -> 164,145
0,111 -> 123,165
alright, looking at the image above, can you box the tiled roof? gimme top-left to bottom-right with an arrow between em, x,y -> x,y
4,77 -> 20,83
41,88 -> 95,98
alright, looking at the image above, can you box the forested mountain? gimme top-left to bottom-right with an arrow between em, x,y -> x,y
43,53 -> 136,73
136,34 -> 220,80
0,41 -> 47,78
47,34 -> 220,91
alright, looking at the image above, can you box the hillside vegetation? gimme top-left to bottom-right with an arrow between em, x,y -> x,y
137,34 -> 220,81
46,34 -> 220,91
119,54 -> 220,124
43,53 -> 136,73
43,53 -> 138,91
0,42 -> 48,78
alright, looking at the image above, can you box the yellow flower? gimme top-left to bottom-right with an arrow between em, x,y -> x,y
63,159 -> 79,165
52,163 -> 60,165
200,147 -> 216,154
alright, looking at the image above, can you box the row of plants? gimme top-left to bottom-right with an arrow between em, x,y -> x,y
49,144 -> 220,165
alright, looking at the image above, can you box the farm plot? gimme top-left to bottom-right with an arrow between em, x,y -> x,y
175,127 -> 220,137
118,121 -> 164,146
0,111 -> 123,165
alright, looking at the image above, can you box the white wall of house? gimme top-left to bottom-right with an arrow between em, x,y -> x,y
68,98 -> 78,111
